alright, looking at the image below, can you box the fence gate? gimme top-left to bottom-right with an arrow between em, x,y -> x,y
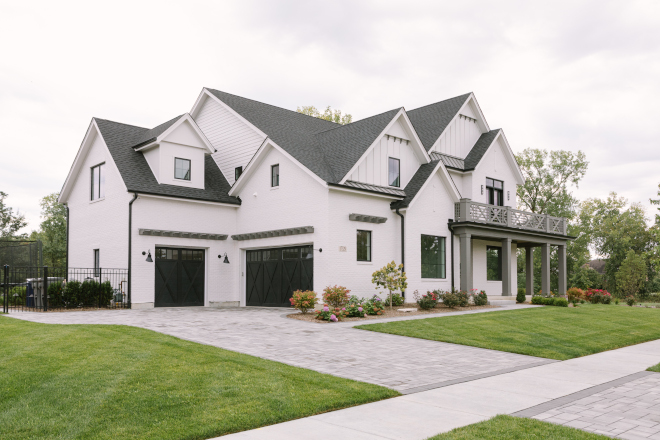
2,266 -> 128,313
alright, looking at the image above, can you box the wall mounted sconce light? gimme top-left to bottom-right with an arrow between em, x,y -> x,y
142,250 -> 153,262
218,253 -> 230,264
507,191 -> 510,201
481,185 -> 484,195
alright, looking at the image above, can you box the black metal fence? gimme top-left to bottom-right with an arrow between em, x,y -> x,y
2,266 -> 129,313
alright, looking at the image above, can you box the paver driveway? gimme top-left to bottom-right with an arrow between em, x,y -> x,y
8,307 -> 548,392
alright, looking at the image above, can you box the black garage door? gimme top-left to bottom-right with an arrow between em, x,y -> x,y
246,245 -> 313,307
155,247 -> 205,307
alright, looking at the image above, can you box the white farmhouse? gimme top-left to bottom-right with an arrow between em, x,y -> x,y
59,89 -> 570,309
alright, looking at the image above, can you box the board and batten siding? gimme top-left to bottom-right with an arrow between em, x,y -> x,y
194,96 -> 266,185
349,134 -> 420,188
432,114 -> 482,158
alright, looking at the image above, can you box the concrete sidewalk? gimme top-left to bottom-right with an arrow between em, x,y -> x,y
218,339 -> 660,440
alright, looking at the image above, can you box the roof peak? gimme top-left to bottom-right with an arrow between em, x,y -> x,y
408,92 -> 472,113
314,107 -> 403,136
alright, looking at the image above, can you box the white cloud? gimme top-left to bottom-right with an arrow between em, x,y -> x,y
1,0 -> 659,231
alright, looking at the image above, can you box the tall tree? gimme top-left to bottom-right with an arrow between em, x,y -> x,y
0,191 -> 27,239
515,149 -> 590,293
29,193 -> 67,267
651,183 -> 660,224
297,106 -> 353,125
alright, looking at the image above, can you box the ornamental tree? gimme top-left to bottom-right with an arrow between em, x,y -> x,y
371,261 -> 407,311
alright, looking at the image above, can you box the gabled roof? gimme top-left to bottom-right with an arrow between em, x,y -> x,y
407,93 -> 471,150
464,129 -> 501,170
430,152 -> 465,170
132,114 -> 183,149
390,160 -> 442,209
94,118 -> 239,205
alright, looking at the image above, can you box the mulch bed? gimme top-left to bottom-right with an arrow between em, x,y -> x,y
286,303 -> 497,323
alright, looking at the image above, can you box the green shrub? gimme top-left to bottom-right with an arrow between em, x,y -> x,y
553,298 -> 569,307
414,290 -> 440,310
348,295 -> 384,315
472,290 -> 488,306
626,296 -> 636,307
322,285 -> 351,308
289,290 -> 318,314
63,280 -> 81,308
566,287 -> 584,304
516,289 -> 526,304
315,304 -> 346,322
48,282 -> 65,308
384,292 -> 404,307
531,296 -> 544,305
345,302 -> 367,318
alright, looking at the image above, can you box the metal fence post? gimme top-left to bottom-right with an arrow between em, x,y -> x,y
3,265 -> 8,314
43,266 -> 49,312
98,267 -> 102,308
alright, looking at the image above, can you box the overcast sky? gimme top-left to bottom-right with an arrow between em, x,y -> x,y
1,0 -> 659,232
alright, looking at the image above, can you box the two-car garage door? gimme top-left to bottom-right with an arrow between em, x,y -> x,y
246,245 -> 314,307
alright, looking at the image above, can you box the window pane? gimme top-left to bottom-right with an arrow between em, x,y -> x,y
388,158 -> 400,187
247,251 -> 261,262
301,246 -> 313,259
487,246 -> 502,281
494,180 -> 503,190
235,166 -> 242,181
271,164 -> 279,187
421,235 -> 446,279
175,158 -> 191,180
486,178 -> 493,187
357,230 -> 371,261
91,166 -> 98,200
263,249 -> 279,261
99,164 -> 105,198
283,248 -> 299,260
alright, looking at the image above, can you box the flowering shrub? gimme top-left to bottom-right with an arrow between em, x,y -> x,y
323,285 -> 351,308
586,289 -> 612,304
414,290 -> 439,310
567,287 -> 585,305
346,295 -> 383,315
469,289 -> 488,306
626,296 -> 636,307
289,290 -> 318,314
345,302 -> 367,318
315,304 -> 347,322
384,292 -> 404,306
440,289 -> 469,308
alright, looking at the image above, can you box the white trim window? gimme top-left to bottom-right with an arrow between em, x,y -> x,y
175,158 -> 191,181
357,230 -> 372,262
90,163 -> 105,200
94,249 -> 100,276
388,157 -> 400,187
271,164 -> 280,187
421,235 -> 446,279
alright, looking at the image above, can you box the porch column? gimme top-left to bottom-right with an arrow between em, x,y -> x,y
501,238 -> 512,296
558,244 -> 567,295
459,233 -> 472,292
541,243 -> 551,296
526,247 -> 535,296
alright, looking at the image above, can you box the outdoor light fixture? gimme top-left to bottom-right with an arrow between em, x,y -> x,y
219,253 -> 230,264
142,250 -> 153,262
481,185 -> 484,195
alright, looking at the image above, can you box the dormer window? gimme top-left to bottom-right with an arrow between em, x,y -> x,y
486,178 -> 503,206
174,158 -> 191,181
388,157 -> 400,187
235,166 -> 243,181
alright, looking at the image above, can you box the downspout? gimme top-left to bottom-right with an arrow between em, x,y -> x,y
448,219 -> 455,291
395,208 -> 405,299
65,204 -> 69,281
128,193 -> 139,309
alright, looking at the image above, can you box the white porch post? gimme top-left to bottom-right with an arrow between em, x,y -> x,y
459,233 -> 472,292
558,244 -> 567,296
526,247 -> 535,296
501,238 -> 512,296
541,243 -> 551,296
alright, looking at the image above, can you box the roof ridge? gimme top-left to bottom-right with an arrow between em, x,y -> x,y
313,107 -> 402,136
93,117 -> 147,130
205,87 -> 342,127
408,93 -> 472,113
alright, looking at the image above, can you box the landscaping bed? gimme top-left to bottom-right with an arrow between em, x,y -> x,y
427,415 -> 609,439
0,316 -> 397,440
287,303 -> 497,323
356,304 -> 660,360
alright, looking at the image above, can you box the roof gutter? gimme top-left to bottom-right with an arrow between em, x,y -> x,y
395,208 -> 405,299
128,192 -> 139,308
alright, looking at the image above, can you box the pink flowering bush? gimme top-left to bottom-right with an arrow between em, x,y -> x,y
315,304 -> 347,322
414,290 -> 439,310
469,289 -> 488,306
345,302 -> 367,318
586,289 -> 612,304
289,290 -> 318,314
323,285 -> 351,308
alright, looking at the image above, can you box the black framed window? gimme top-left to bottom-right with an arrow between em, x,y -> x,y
93,249 -> 100,276
90,163 -> 105,200
235,166 -> 243,181
421,235 -> 446,278
271,164 -> 279,187
388,157 -> 400,187
486,178 -> 504,206
174,158 -> 191,181
487,246 -> 502,281
357,230 -> 371,262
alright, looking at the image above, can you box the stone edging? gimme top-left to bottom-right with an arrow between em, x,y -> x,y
510,370 -> 657,418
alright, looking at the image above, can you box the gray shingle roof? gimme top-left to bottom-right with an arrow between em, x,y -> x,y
390,160 -> 442,209
131,114 -> 183,149
94,118 -> 239,205
429,152 -> 465,170
407,93 -> 471,150
464,129 -> 501,170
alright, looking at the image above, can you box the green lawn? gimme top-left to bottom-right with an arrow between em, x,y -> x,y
0,316 -> 398,440
356,304 -> 660,360
426,415 -> 608,439
648,363 -> 660,372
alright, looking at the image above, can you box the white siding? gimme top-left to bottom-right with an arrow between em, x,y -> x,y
470,137 -> 518,208
433,115 -> 482,158
194,96 -> 266,185
349,134 -> 420,188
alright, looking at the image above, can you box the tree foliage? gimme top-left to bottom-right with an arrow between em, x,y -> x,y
0,191 -> 27,239
297,106 -> 353,125
617,250 -> 647,297
371,261 -> 407,310
651,183 -> 660,225
29,193 -> 67,267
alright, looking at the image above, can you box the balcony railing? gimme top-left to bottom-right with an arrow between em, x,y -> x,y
454,199 -> 568,235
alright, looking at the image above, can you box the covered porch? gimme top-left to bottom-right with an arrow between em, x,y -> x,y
451,199 -> 572,296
